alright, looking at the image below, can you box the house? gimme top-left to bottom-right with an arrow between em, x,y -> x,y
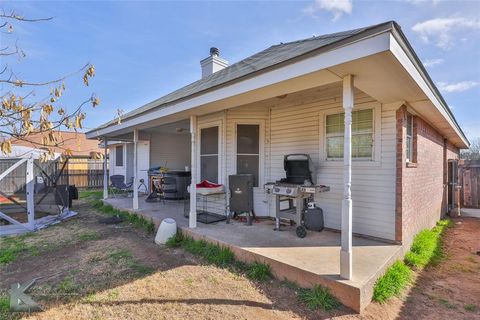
11,131 -> 103,158
86,21 -> 468,311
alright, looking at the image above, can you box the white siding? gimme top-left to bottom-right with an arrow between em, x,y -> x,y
225,106 -> 270,215
195,86 -> 397,240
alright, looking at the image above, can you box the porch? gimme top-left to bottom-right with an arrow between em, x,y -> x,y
104,196 -> 402,312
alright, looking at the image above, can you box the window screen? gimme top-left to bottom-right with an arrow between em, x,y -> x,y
115,145 -> 124,167
200,126 -> 219,182
236,124 -> 260,187
326,109 -> 373,159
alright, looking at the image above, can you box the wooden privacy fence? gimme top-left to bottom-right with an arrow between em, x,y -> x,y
459,159 -> 480,208
67,157 -> 108,189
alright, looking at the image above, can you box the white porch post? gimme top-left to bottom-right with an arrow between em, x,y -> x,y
103,137 -> 108,200
26,155 -> 35,230
340,74 -> 354,280
189,115 -> 197,228
133,129 -> 139,211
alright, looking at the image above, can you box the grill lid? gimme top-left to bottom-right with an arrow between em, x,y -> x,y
283,154 -> 316,184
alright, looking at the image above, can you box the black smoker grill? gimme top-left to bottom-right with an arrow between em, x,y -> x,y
264,154 -> 329,237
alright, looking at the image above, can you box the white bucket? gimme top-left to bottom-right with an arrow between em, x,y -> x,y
155,218 -> 177,245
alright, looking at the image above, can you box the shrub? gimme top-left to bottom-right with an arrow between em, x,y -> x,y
165,232 -> 184,248
404,219 -> 452,269
203,243 -> 235,267
373,261 -> 412,303
247,262 -> 272,281
298,285 -> 340,311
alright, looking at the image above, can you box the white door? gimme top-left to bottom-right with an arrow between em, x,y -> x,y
137,140 -> 150,192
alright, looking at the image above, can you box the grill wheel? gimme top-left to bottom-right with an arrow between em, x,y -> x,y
296,225 -> 307,238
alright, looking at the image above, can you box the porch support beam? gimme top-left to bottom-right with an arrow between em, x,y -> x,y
103,137 -> 108,200
133,129 -> 139,211
340,74 -> 354,280
189,115 -> 197,228
26,156 -> 35,230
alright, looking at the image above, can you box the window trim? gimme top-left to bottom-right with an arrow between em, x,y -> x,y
233,119 -> 265,188
197,120 -> 223,184
319,102 -> 381,166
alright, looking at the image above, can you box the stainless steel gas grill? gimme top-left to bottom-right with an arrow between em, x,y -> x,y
264,154 -> 330,238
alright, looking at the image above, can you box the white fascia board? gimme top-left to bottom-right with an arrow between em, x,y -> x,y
87,32 -> 390,139
388,34 -> 468,147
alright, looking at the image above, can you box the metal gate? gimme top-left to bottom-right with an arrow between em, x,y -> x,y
459,160 -> 480,208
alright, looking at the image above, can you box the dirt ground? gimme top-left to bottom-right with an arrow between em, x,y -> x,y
1,200 -> 479,320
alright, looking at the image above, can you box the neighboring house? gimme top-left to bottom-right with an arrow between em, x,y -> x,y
12,131 -> 103,158
8,132 -> 106,189
86,21 -> 468,278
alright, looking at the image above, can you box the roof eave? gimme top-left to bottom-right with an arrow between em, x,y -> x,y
87,22 -> 396,137
389,22 -> 469,148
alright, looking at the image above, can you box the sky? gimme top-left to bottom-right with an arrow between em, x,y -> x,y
2,0 -> 480,142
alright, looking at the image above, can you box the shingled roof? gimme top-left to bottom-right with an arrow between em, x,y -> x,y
91,21 -> 396,132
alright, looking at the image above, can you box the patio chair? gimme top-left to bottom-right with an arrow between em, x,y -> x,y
110,175 -> 133,198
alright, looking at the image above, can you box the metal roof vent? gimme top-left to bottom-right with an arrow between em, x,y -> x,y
200,47 -> 228,79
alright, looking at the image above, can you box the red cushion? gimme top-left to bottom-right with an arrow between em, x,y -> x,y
196,180 -> 223,188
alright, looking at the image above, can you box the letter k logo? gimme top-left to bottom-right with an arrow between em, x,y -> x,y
9,279 -> 41,312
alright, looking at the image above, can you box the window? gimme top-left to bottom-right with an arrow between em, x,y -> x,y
406,113 -> 414,162
200,126 -> 219,183
115,145 -> 124,167
236,124 -> 260,187
326,109 -> 373,159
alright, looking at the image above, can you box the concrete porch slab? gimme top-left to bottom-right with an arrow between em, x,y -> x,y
103,196 -> 403,312
461,208 -> 480,218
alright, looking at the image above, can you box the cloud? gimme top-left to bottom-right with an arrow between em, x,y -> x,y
405,0 -> 440,5
412,17 -> 480,49
423,58 -> 444,68
303,0 -> 352,21
437,81 -> 479,93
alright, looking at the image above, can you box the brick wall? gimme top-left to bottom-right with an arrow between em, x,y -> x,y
396,106 -> 459,247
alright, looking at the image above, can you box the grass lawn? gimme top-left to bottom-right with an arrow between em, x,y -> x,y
1,194 -> 478,320
0,195 -> 349,320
